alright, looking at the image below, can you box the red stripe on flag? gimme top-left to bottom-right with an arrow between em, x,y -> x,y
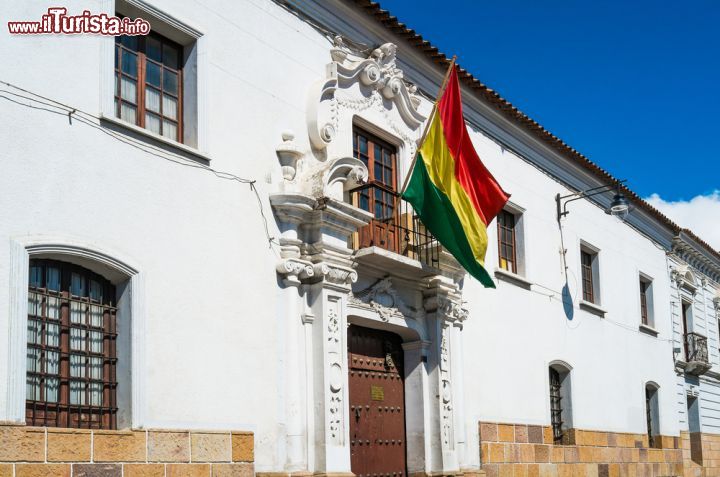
437,66 -> 510,225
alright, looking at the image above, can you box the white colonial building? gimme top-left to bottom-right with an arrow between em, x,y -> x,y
0,1 -> 718,476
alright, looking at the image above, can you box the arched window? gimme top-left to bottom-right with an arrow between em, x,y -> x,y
549,362 -> 573,443
26,259 -> 117,429
645,383 -> 660,447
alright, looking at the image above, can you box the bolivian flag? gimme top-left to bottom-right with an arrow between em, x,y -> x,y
402,65 -> 510,288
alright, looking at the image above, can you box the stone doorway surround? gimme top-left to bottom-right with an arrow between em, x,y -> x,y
270,37 -> 472,477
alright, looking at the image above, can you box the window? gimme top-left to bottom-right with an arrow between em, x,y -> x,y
548,363 -> 572,444
639,276 -> 655,328
645,384 -> 659,447
27,259 -> 117,429
549,368 -> 563,443
497,210 -> 517,273
352,128 -> 397,219
115,32 -> 183,142
687,395 -> 703,463
682,301 -> 692,336
640,280 -> 649,324
580,246 -> 600,304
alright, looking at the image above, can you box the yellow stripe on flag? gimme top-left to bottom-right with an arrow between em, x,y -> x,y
418,114 -> 489,266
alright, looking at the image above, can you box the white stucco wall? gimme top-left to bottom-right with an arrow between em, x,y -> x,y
457,128 -> 680,464
0,0 -> 340,470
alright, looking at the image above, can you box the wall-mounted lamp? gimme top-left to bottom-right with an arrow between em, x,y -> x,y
556,180 -> 630,222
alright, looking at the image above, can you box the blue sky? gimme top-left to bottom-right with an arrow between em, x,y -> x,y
379,0 -> 719,202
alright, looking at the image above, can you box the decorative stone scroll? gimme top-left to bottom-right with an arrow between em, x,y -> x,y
313,262 -> 358,288
307,37 -> 426,152
276,258 -> 315,283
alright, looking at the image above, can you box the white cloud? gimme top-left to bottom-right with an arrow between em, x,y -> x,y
644,191 -> 720,251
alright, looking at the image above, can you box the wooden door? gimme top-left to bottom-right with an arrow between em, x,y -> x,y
348,325 -> 406,477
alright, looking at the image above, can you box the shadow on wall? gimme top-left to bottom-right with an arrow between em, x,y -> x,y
562,282 -> 574,321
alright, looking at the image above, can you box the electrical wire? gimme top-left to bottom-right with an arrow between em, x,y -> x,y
0,80 -> 279,255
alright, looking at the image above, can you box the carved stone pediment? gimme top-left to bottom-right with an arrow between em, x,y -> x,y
307,37 -> 426,154
348,277 -> 416,322
672,265 -> 698,295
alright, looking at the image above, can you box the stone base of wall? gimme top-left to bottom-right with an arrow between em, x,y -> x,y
681,431 -> 720,477
0,425 -> 254,477
479,421 -> 682,477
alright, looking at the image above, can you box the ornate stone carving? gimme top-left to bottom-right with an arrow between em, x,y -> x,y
439,324 -> 453,449
307,39 -> 426,152
329,394 -> 342,440
275,131 -> 303,181
327,306 -> 340,342
437,296 -> 469,323
276,258 -> 314,282
324,156 -> 368,191
314,262 -> 358,287
672,265 -> 698,295
348,277 -> 415,322
326,298 -> 344,444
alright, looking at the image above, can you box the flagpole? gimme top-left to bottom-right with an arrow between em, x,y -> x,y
396,55 -> 457,203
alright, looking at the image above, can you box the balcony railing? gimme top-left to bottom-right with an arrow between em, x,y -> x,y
348,183 -> 440,268
684,332 -> 711,375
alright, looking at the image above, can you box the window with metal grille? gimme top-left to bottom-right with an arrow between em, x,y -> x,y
497,210 -> 517,273
549,367 -> 563,443
580,250 -> 595,303
115,31 -> 183,142
26,259 -> 117,429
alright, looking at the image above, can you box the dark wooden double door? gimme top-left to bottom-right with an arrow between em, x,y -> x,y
348,325 -> 407,477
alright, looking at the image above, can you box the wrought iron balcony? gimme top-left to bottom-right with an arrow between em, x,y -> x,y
348,183 -> 440,268
684,332 -> 711,375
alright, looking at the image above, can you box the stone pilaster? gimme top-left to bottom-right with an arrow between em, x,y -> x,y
272,193 -> 372,475
422,277 -> 468,475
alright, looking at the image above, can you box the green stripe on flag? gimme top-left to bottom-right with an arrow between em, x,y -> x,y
402,154 -> 495,288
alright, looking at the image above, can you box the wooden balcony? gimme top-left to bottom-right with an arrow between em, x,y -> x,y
348,183 -> 440,271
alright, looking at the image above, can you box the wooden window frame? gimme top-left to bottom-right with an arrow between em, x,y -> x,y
581,250 -> 595,303
114,32 -> 183,143
352,128 -> 398,220
26,259 -> 118,429
497,210 -> 517,273
640,279 -> 649,326
682,301 -> 691,360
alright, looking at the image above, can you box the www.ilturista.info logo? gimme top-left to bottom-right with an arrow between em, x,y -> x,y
8,8 -> 150,35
